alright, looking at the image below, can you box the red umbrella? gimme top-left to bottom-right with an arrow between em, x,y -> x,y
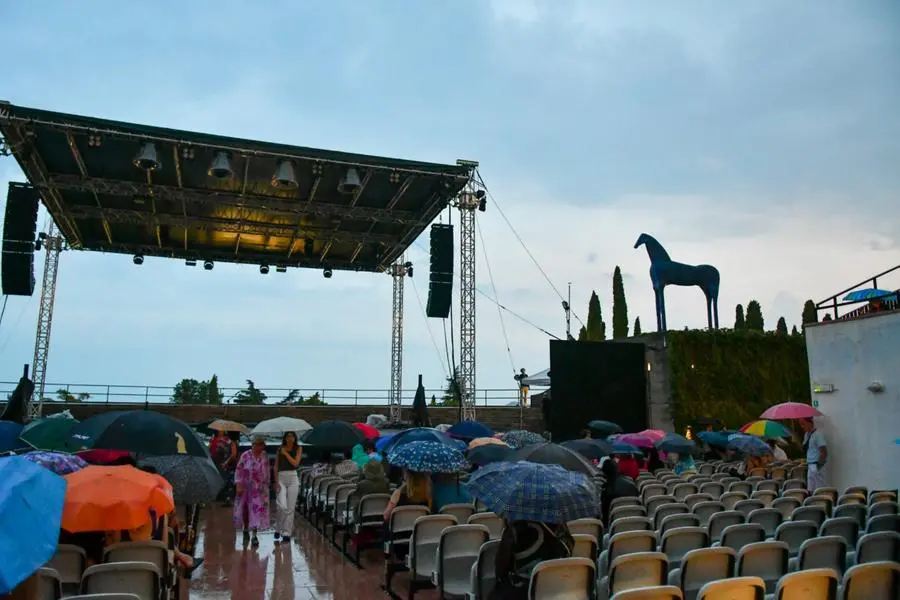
760,402 -> 823,420
353,422 -> 379,439
75,449 -> 132,465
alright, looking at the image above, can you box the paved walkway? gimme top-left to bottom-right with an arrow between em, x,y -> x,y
188,506 -> 439,600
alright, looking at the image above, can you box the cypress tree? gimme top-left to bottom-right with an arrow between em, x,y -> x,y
586,291 -> 606,340
791,325 -> 800,336
802,299 -> 818,325
776,317 -> 788,336
633,317 -> 642,336
745,300 -> 765,331
577,326 -> 587,341
612,266 -> 629,339
734,304 -> 746,329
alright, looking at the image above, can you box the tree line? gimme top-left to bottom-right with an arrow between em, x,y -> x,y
575,265 -> 826,339
170,375 -> 325,405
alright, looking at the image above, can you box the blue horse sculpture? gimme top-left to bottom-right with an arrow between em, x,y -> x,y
634,233 -> 720,333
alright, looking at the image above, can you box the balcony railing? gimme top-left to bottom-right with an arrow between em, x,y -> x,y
2,382 -> 524,407
816,264 -> 900,320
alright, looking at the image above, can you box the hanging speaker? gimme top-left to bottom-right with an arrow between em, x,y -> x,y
2,183 -> 40,296
426,223 -> 453,318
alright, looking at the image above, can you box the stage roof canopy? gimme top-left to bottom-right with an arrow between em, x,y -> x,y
0,102 -> 471,272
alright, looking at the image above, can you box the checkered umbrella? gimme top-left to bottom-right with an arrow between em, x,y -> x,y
502,430 -> 546,449
387,440 -> 469,474
465,461 -> 599,523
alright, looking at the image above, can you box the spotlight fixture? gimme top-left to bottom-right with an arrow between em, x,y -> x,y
337,167 -> 362,195
323,267 -> 333,279
259,264 -> 270,275
275,265 -> 287,273
404,261 -> 414,278
272,159 -> 298,189
207,151 -> 233,179
133,142 -> 161,171
203,260 -> 214,271
475,189 -> 487,211
133,254 -> 144,265
185,259 -> 197,267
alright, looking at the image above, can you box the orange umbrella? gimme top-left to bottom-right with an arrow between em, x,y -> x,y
62,465 -> 175,533
468,437 -> 509,449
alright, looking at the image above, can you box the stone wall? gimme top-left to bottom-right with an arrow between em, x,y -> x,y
614,333 -> 674,432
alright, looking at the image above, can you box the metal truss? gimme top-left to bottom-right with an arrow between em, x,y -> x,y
388,260 -> 410,422
29,226 -> 64,420
456,175 -> 483,422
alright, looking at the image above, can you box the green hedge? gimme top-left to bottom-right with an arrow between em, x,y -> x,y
667,330 -> 811,430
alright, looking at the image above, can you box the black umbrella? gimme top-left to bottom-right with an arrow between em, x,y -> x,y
587,420 -> 623,437
467,444 -> 514,467
65,410 -> 208,458
138,455 -> 223,505
1,366 -> 33,425
512,442 -> 596,475
411,374 -> 431,427
302,420 -> 364,451
656,433 -> 696,454
561,438 -> 613,461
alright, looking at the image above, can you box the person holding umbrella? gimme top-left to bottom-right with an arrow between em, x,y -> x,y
233,437 -> 270,547
273,431 -> 302,543
800,418 -> 828,491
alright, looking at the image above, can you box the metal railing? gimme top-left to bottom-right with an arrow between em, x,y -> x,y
816,264 -> 900,319
1,382 -> 524,407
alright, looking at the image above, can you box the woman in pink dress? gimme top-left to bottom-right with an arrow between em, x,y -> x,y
233,437 -> 271,547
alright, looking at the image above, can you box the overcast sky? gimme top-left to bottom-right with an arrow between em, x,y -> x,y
0,1 -> 897,403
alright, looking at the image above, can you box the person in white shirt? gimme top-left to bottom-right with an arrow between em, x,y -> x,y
800,418 -> 827,491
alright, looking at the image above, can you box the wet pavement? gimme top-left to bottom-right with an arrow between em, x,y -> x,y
189,506 -> 440,600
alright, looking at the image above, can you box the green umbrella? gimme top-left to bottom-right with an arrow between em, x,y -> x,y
19,415 -> 78,451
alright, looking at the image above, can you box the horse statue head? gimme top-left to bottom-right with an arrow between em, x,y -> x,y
634,233 -> 671,263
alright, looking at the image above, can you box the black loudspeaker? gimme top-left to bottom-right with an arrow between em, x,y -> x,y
426,223 -> 453,318
2,183 -> 40,297
548,339 -> 648,441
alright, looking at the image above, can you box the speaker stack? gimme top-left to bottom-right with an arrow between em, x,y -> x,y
2,183 -> 40,297
425,223 -> 454,318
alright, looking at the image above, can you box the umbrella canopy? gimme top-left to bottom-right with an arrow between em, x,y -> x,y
62,465 -> 175,533
561,439 -> 613,461
379,428 -> 464,455
21,450 -> 88,476
640,429 -> 667,441
760,402 -> 823,420
138,455 -> 223,505
75,449 -> 132,465
843,288 -> 897,302
466,461 -> 599,523
353,423 -> 380,440
448,420 -> 493,440
740,420 -> 792,439
611,442 -> 644,456
387,440 -> 468,473
0,421 -> 26,453
512,442 -> 596,475
727,434 -> 774,457
656,433 -> 696,454
251,417 -> 312,438
697,431 -> 731,449
375,433 -> 396,452
65,411 -> 208,458
18,414 -> 78,452
616,433 -> 657,449
468,437 -> 508,450
208,419 -> 249,434
502,430 -> 547,450
0,456 -> 66,594
466,444 -> 514,467
587,420 -> 623,437
302,420 -> 364,451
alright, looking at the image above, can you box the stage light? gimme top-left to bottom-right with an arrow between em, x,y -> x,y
133,254 -> 144,265
185,259 -> 197,267
208,151 -> 233,179
272,160 -> 298,189
203,260 -> 214,271
259,264 -> 270,275
478,198 -> 487,212
275,266 -> 287,273
323,267 -> 333,278
404,261 -> 413,278
337,167 -> 361,195
133,142 -> 161,171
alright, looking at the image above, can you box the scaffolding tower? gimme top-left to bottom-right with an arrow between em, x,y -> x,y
455,164 -> 484,421
29,224 -> 64,420
388,259 -> 411,422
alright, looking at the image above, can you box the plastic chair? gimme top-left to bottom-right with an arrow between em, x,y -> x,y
781,478 -> 805,492
467,512 -> 504,540
528,556 -> 594,600
659,513 -> 700,537
782,488 -> 810,504
728,481 -> 754,497
404,514 -> 458,599
344,492 -> 391,565
805,494 -> 834,517
707,510 -> 744,545
755,480 -> 781,494
734,499 -> 765,519
35,567 -> 61,600
814,487 -> 839,503
567,517 -> 603,542
691,501 -> 724,528
697,576 -> 765,600
736,541 -> 789,594
747,508 -> 782,538
600,552 -> 668,600
793,535 -> 848,575
867,501 -> 898,520
774,568 -> 839,600
603,517 -> 653,548
669,546 -> 735,600
610,497 -> 643,512
869,491 -> 898,505
854,531 -> 900,565
611,586 -> 683,599
672,483 -> 699,502
465,539 -> 499,600
833,503 -> 867,530
867,514 -> 900,535
654,503 -> 689,531
682,494 -> 714,510
80,562 -> 160,600
775,520 -> 818,558
646,496 -> 677,520
838,493 -> 867,506
698,482 -> 724,498
717,523 -> 765,553
770,497 -> 800,521
720,492 -> 748,511
659,527 -> 708,570
791,505 -> 827,528
611,505 -> 648,523
821,517 -> 860,548
102,541 -> 168,580
840,560 -> 900,600
440,503 -> 475,524
641,484 -> 668,503
844,486 -> 868,499
571,533 -> 599,560
597,530 -> 658,580
46,544 -> 87,591
432,524 -> 489,598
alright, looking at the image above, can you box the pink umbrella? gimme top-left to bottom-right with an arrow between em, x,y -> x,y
760,402 -> 823,420
617,433 -> 656,448
639,429 -> 666,441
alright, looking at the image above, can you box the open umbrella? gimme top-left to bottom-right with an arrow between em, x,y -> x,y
302,420 -> 364,451
843,288 -> 897,302
502,430 -> 546,450
740,420 -> 792,439
251,417 -> 312,438
512,442 -> 596,475
379,427 -> 463,455
468,437 -> 508,450
656,433 -> 695,454
587,420 -> 623,437
387,440 -> 468,473
375,433 -> 396,452
611,442 -> 644,457
21,450 -> 88,476
208,419 -> 249,434
65,411 -> 208,458
0,456 -> 66,594
448,420 -> 493,440
466,444 -> 514,467
616,433 -> 656,449
561,439 -> 613,461
697,431 -> 730,449
352,422 -> 379,440
466,461 -> 599,523
19,414 -> 78,452
727,434 -> 774,457
138,455 -> 223,505
760,402 -> 823,420
0,422 -> 26,453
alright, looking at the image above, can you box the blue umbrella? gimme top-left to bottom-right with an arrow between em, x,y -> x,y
655,433 -> 696,454
727,434 -> 773,457
447,420 -> 493,440
465,461 -> 599,523
843,288 -> 897,302
0,456 -> 67,594
0,422 -> 26,453
375,433 -> 396,452
387,440 -> 469,473
611,442 -> 644,457
697,431 -> 730,449
503,430 -> 547,450
379,428 -> 464,455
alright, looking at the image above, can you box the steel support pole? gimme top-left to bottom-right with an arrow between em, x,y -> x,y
29,224 -> 63,420
388,260 -> 409,423
457,185 -> 481,422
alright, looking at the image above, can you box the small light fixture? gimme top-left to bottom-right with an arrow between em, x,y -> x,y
208,151 -> 233,179
646,362 -> 652,372
867,381 -> 884,393
203,260 -> 214,271
133,142 -> 161,171
275,265 -> 287,273
337,167 -> 362,195
323,267 -> 333,279
259,264 -> 270,275
272,160 -> 298,189
133,254 -> 144,265
185,259 -> 197,267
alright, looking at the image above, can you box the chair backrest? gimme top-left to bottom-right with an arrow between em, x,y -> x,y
774,520 -> 818,557
659,527 -> 708,565
708,510 -> 744,544
869,491 -> 899,505
678,547 -> 736,595
844,485 -> 868,498
698,576 -> 765,600
608,530 -> 658,563
334,484 -> 356,506
436,524 -> 489,593
467,512 -> 504,539
440,503 -> 475,523
867,514 -> 900,535
791,505 -> 827,528
358,493 -> 391,521
35,568 -> 61,600
610,585 -> 683,599
571,534 -> 599,560
720,492 -> 748,510
804,495 -> 834,516
770,497 -> 801,520
609,516 -> 653,538
736,541 -> 789,592
798,535 -> 847,574
641,484 -> 668,502
611,496 -> 643,511
81,562 -> 160,600
838,493 -> 867,506
820,517 -> 860,548
781,488 -> 809,504
699,482 -> 725,498
654,503 -> 689,530
720,523 -> 766,553
734,499 -> 765,518
646,495 -> 677,519
46,544 -> 87,585
755,480 -> 781,494
867,501 -> 898,519
750,490 -> 777,506
729,481 -> 754,497
567,517 -> 603,541
840,560 -> 900,600
781,478 -> 805,492
813,487 -> 839,503
389,504 -> 431,537
833,503 -> 867,529
103,541 -> 168,574
607,552 -> 668,596
769,466 -> 787,481
527,556 -> 595,600
747,508 -> 783,537
611,505 -> 648,523
409,515 -> 458,574
683,493 -> 715,509
855,531 -> 900,564
692,501 -> 725,527
470,539 -> 500,600
774,568 -> 839,600
660,513 -> 700,536
672,483 -> 699,501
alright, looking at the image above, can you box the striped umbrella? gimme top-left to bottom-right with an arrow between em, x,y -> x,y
740,420 -> 792,439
